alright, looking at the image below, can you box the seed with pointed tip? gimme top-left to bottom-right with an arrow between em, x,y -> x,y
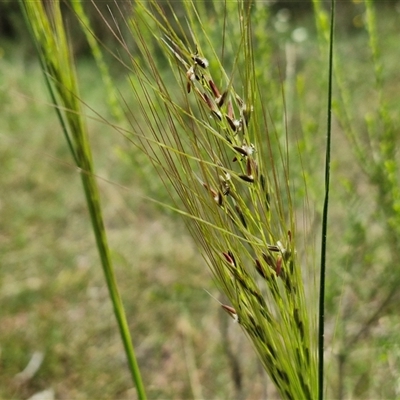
233,145 -> 249,157
210,188 -> 218,199
228,250 -> 236,266
226,115 -> 240,132
267,245 -> 280,252
203,93 -> 213,108
223,252 -> 235,267
221,304 -> 239,322
212,110 -> 222,120
246,158 -> 252,176
239,174 -> 254,183
201,181 -> 222,205
276,256 -> 282,277
203,93 -> 222,120
208,79 -> 220,98
193,55 -> 209,69
217,91 -> 228,108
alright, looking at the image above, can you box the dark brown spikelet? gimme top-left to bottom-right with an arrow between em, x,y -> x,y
246,158 -> 252,176
203,93 -> 222,120
275,256 -> 282,277
228,250 -> 237,267
233,145 -> 249,157
267,245 -> 280,252
217,90 -> 228,108
216,191 -> 223,206
203,92 -> 213,109
239,174 -> 254,183
221,304 -> 239,321
226,115 -> 240,132
208,79 -> 220,98
193,55 -> 209,69
223,251 -> 236,267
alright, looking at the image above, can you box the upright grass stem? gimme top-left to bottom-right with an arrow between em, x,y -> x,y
19,2 -> 146,398
313,1 -> 400,397
318,1 -> 335,399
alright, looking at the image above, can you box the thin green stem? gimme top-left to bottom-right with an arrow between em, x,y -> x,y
18,2 -> 147,398
79,164 -> 147,400
318,1 -> 335,399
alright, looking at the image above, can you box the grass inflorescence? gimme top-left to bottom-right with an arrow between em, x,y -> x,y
113,0 -> 319,397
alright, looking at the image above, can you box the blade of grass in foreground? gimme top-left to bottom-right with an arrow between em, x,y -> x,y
19,1 -> 146,398
318,1 -> 335,399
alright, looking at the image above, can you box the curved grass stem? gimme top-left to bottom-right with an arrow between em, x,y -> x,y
19,1 -> 146,398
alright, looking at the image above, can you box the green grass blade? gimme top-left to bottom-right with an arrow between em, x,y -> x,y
19,2 -> 146,398
318,1 -> 335,399
70,0 -> 124,122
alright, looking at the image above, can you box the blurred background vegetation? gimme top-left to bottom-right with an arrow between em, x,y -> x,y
1,1 -> 400,399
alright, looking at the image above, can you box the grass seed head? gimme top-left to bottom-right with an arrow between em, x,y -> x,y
221,304 -> 239,322
192,55 -> 209,69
